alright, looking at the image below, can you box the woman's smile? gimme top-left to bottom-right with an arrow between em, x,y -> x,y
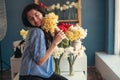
27,9 -> 43,27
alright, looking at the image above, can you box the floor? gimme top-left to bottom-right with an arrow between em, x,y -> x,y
0,67 -> 103,80
87,67 -> 103,80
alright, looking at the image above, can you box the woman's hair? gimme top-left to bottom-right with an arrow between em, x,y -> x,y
22,3 -> 53,48
22,3 -> 46,27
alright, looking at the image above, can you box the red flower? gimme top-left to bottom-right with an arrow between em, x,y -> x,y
39,2 -> 47,10
58,22 -> 72,32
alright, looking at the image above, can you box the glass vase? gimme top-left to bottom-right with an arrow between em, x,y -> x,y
69,62 -> 74,76
54,58 -> 61,74
67,54 -> 75,76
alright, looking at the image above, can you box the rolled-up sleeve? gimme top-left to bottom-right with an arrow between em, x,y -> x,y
29,28 -> 46,62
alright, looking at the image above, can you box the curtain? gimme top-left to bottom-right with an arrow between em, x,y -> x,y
0,0 -> 7,41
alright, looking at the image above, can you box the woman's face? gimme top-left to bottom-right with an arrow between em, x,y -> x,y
27,9 -> 43,27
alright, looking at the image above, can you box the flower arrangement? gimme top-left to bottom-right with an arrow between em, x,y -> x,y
35,0 -> 78,11
58,23 -> 87,41
41,12 -> 59,33
41,12 -> 87,75
57,22 -> 87,75
46,1 -> 78,12
52,46 -> 64,74
52,46 -> 64,59
64,44 -> 86,76
33,0 -> 87,76
46,1 -> 78,19
36,1 -> 78,19
65,24 -> 87,41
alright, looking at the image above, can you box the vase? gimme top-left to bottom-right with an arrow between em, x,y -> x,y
54,58 -> 61,74
67,54 -> 75,76
69,62 -> 74,76
70,39 -> 82,50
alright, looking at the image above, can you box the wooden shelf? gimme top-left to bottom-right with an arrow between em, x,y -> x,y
59,20 -> 79,23
34,0 -> 81,26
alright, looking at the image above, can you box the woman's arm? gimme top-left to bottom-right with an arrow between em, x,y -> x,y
36,30 -> 66,65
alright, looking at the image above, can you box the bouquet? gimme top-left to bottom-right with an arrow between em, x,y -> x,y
40,12 -> 88,75
41,12 -> 59,33
58,23 -> 87,41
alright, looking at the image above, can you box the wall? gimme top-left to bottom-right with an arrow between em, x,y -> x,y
1,0 -> 33,69
0,0 -> 114,69
82,0 -> 106,66
105,0 -> 115,54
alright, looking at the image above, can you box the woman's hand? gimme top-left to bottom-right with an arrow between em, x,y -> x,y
37,30 -> 65,65
52,30 -> 66,46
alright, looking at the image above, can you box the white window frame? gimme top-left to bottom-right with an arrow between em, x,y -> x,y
114,0 -> 120,55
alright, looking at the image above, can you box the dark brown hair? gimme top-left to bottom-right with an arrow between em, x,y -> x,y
22,3 -> 46,27
22,3 -> 53,48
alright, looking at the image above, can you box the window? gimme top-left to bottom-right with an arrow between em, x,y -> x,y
114,0 -> 120,55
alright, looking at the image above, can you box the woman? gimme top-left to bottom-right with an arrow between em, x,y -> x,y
19,3 -> 67,80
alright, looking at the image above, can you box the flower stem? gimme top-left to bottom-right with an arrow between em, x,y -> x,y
68,54 -> 75,76
54,58 -> 61,74
69,63 -> 74,76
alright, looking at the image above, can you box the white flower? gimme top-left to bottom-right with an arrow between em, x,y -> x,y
64,46 -> 74,57
69,25 -> 77,31
79,27 -> 87,39
69,5 -> 73,8
74,24 -> 88,39
71,2 -> 76,7
60,7 -> 63,11
77,45 -> 86,57
74,3 -> 78,9
47,4 -> 56,11
73,50 -> 79,56
46,7 -> 52,11
66,1 -> 70,5
66,1 -> 72,9
71,2 -> 78,9
56,3 -> 60,10
53,46 -> 64,59
46,1 -> 78,12
62,4 -> 69,10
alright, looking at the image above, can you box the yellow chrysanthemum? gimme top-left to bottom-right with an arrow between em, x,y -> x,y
20,29 -> 28,39
65,25 -> 87,41
41,12 -> 59,33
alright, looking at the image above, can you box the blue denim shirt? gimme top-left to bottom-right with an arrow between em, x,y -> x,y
20,28 -> 53,78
